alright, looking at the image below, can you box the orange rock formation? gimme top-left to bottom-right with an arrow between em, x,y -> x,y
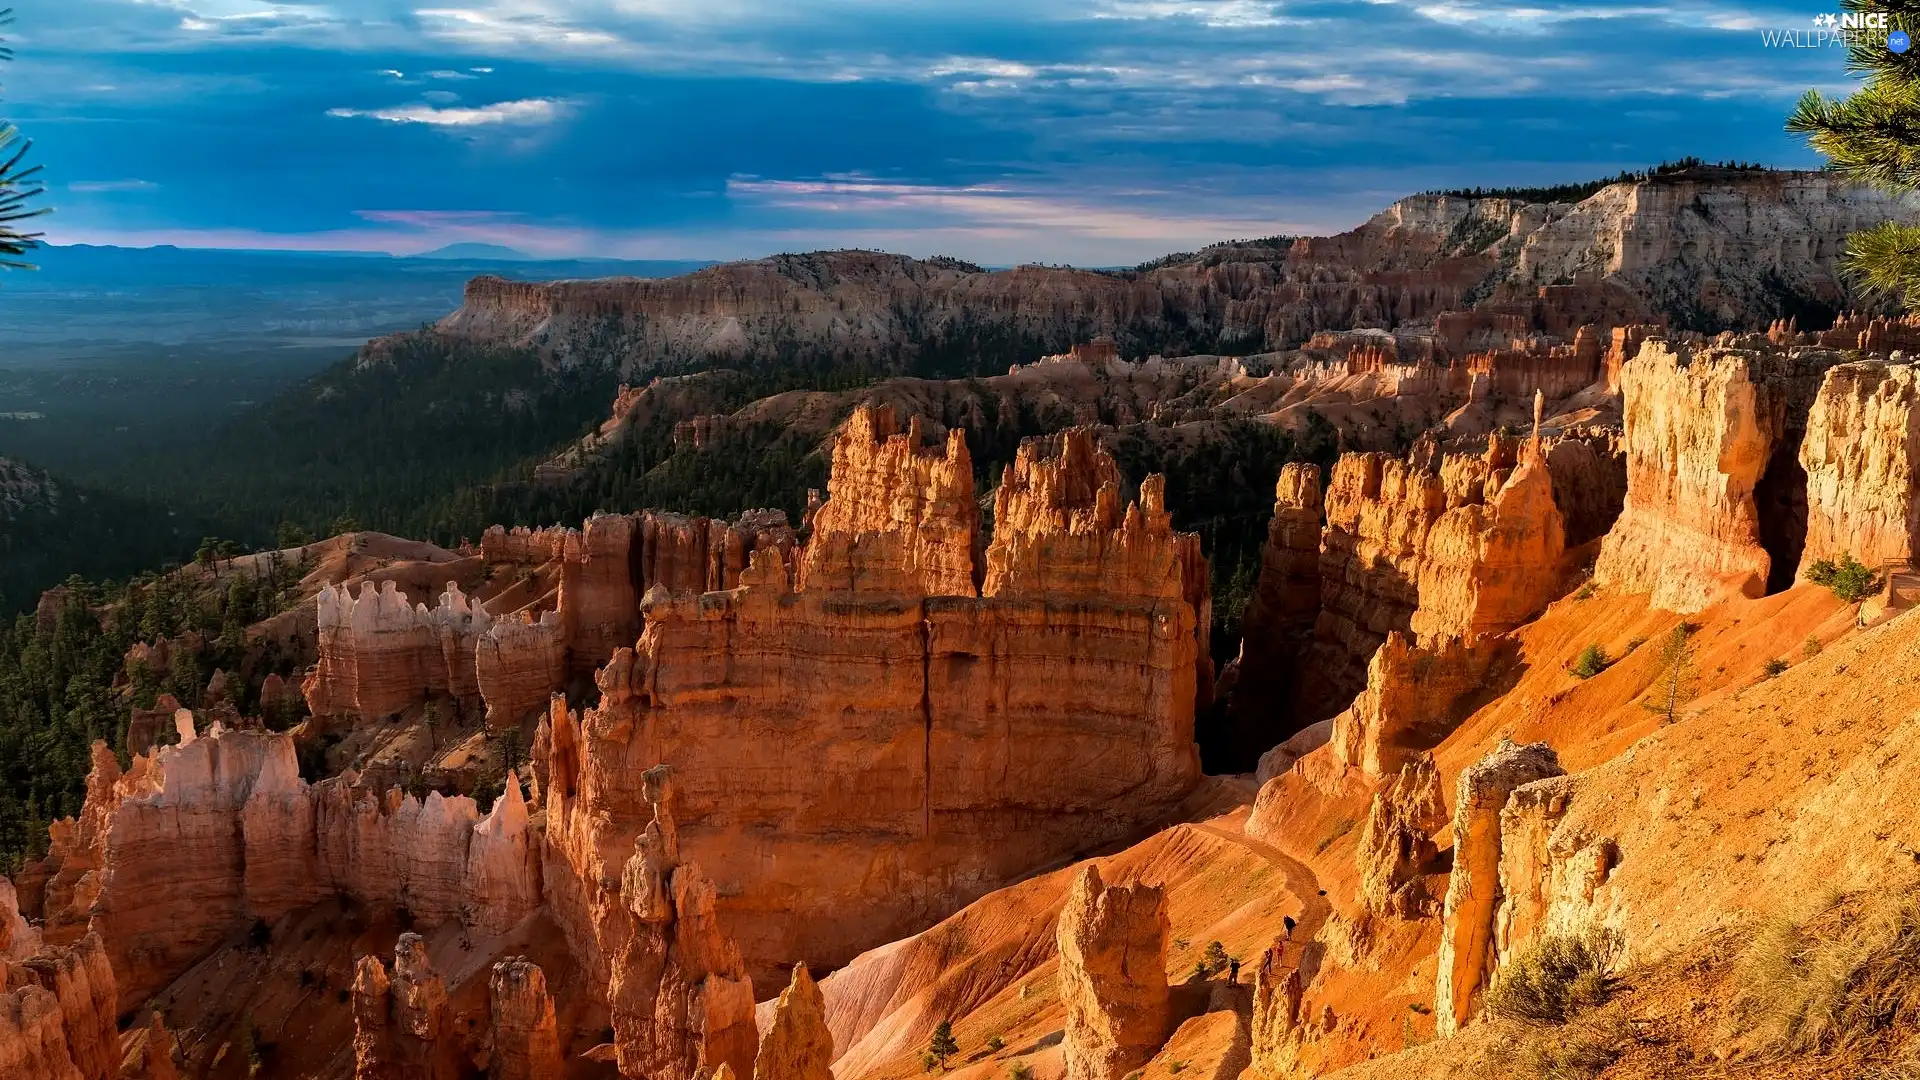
1433,738 -> 1564,1035
1797,360 -> 1920,574
488,957 -> 564,1080
540,407 -> 1205,983
1056,864 -> 1171,1080
754,964 -> 834,1080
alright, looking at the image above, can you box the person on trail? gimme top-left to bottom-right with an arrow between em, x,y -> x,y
1284,915 -> 1297,939
1228,958 -> 1240,984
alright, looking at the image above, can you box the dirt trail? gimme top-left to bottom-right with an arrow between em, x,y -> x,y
1188,818 -> 1331,960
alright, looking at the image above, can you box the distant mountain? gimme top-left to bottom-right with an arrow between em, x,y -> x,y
414,242 -> 535,261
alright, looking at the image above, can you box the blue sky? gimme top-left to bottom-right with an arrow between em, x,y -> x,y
2,0 -> 1869,264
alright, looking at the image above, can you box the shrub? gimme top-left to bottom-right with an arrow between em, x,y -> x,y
1726,889 -> 1920,1055
1764,658 -> 1789,678
1506,1014 -> 1634,1079
986,1035 -> 1005,1054
1009,1062 -> 1035,1080
928,1021 -> 959,1067
1167,1061 -> 1187,1074
1203,940 -> 1229,974
1575,581 -> 1597,601
1571,644 -> 1610,679
1805,554 -> 1881,603
1803,634 -> 1823,659
1485,929 -> 1622,1023
921,1052 -> 940,1074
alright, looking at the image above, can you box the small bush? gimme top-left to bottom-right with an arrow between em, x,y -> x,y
921,1052 -> 940,1074
1727,889 -> 1920,1055
1486,929 -> 1622,1023
1009,1062 -> 1034,1080
1571,644 -> 1610,679
1202,940 -> 1229,974
1806,554 -> 1881,603
1803,634 -> 1823,659
1575,581 -> 1597,601
986,1035 -> 1005,1053
1167,1061 -> 1187,1075
1763,658 -> 1790,679
1508,1014 -> 1634,1079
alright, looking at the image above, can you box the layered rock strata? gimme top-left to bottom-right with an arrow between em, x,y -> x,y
1797,360 -> 1920,574
0,932 -> 117,1080
1434,739 -> 1565,1036
1056,865 -> 1171,1080
607,766 -> 758,1080
26,728 -> 540,1011
1594,338 -> 1846,611
541,407 -> 1205,983
1305,429 -> 1572,768
308,510 -> 798,728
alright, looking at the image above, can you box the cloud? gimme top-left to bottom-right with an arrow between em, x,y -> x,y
325,98 -> 570,126
68,179 -> 161,193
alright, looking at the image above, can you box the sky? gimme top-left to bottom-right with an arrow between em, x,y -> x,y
0,0 -> 1875,265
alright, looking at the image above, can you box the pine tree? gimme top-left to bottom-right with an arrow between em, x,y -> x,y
0,10 -> 44,269
1642,624 -> 1697,725
929,1021 -> 960,1067
1787,0 -> 1920,307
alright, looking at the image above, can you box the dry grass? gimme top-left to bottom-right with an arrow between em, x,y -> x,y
1486,929 -> 1622,1024
1725,887 -> 1920,1057
1509,1014 -> 1634,1080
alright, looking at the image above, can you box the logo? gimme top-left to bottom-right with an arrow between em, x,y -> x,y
1762,9 -> 1904,48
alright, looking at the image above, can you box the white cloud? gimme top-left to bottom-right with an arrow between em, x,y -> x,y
68,179 -> 161,192
326,97 -> 569,125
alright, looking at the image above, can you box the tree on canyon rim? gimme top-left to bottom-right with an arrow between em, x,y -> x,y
1788,0 -> 1920,309
0,9 -> 44,268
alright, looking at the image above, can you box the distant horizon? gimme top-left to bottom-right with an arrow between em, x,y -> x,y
30,158 -> 1832,270
12,1 -> 1853,266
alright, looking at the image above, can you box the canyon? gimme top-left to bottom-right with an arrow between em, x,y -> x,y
7,173 -> 1920,1080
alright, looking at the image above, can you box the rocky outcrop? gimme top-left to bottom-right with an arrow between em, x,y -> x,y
0,933 -> 118,1080
1355,754 -> 1447,919
304,581 -> 492,721
350,935 -> 461,1080
28,729 -> 542,1012
1304,431 -> 1571,737
608,766 -> 758,1080
1798,361 -> 1920,575
754,963 -> 833,1080
1490,775 -> 1620,977
542,408 -> 1203,983
1434,739 -> 1565,1036
122,1012 -> 178,1080
1248,939 -> 1304,1078
1330,634 -> 1499,781
797,408 -> 977,597
411,171 -> 1914,380
488,957 -> 564,1080
1056,865 -> 1171,1080
474,611 -> 567,729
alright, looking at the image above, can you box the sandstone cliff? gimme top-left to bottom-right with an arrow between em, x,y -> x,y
405,170 -> 1912,383
1594,337 -> 1845,611
24,727 -> 541,1012
1798,360 -> 1920,575
541,406 -> 1205,988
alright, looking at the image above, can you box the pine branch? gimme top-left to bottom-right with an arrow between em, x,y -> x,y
1788,85 -> 1920,193
1842,221 -> 1920,309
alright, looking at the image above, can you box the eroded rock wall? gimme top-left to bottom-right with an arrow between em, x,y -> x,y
1434,739 -> 1565,1035
543,408 -> 1204,986
1594,339 -> 1845,612
1798,360 -> 1920,574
